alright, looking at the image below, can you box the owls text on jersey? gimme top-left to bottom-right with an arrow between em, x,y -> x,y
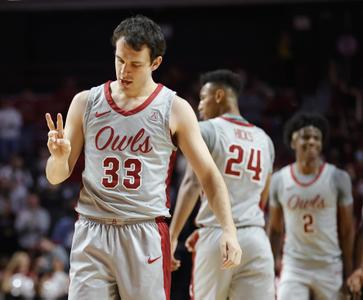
270,163 -> 353,262
196,114 -> 275,228
76,81 -> 177,221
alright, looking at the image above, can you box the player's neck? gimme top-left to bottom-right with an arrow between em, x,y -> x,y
222,103 -> 240,117
112,79 -> 158,100
296,158 -> 323,175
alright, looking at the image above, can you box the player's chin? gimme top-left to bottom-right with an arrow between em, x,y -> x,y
304,149 -> 320,158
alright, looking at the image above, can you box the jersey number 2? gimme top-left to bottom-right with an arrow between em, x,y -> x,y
101,157 -> 142,190
224,145 -> 262,181
303,214 -> 314,233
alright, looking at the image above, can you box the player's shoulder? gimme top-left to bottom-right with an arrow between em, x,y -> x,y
71,90 -> 90,107
270,166 -> 288,190
272,164 -> 290,179
249,124 -> 274,151
170,95 -> 199,133
76,81 -> 109,103
171,94 -> 190,109
328,163 -> 351,182
170,95 -> 196,122
74,89 -> 90,99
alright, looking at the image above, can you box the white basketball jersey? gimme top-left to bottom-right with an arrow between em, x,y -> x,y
196,115 -> 274,228
76,81 -> 177,221
273,163 -> 342,262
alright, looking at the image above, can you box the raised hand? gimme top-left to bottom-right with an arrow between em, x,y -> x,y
45,113 -> 71,160
219,231 -> 242,269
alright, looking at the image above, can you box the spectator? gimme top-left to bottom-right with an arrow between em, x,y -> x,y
1,251 -> 35,300
0,100 -> 23,162
15,193 -> 50,251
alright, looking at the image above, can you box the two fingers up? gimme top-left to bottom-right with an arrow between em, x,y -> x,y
45,113 -> 71,159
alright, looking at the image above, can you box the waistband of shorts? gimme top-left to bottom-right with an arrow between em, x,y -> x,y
198,224 -> 263,230
79,214 -> 167,226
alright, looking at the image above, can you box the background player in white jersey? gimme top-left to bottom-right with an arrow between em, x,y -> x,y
169,69 -> 275,300
45,16 -> 241,300
268,112 -> 355,300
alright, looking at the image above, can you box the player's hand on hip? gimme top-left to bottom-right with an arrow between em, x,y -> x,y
220,231 -> 242,269
347,268 -> 363,294
170,238 -> 181,271
46,113 -> 71,160
185,229 -> 199,253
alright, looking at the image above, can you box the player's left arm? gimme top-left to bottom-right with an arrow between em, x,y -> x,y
260,173 -> 272,209
336,169 -> 355,280
170,95 -> 241,269
169,163 -> 201,271
260,135 -> 275,209
339,204 -> 354,279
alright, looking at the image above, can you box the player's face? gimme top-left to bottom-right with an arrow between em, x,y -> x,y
198,83 -> 220,120
115,37 -> 161,95
292,126 -> 323,161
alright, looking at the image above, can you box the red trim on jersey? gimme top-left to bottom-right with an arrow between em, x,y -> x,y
165,151 -> 177,208
104,81 -> 163,116
290,163 -> 326,187
220,116 -> 254,127
156,219 -> 171,300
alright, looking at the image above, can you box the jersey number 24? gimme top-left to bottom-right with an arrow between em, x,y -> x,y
224,144 -> 262,182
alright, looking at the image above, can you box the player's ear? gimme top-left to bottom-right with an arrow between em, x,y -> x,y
151,56 -> 162,71
290,132 -> 298,150
215,88 -> 225,104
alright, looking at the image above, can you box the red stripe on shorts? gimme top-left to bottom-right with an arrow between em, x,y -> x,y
189,232 -> 199,300
156,218 -> 171,300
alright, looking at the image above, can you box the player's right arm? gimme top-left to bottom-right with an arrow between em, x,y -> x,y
45,90 -> 88,184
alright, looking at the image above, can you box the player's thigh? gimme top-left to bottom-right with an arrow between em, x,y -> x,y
312,262 -> 343,300
191,228 -> 231,300
278,280 -> 310,300
229,227 -> 275,300
229,267 -> 275,300
68,274 -> 120,300
114,220 -> 170,300
68,219 -> 120,300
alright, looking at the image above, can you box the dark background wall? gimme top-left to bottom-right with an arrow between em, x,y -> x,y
1,1 -> 362,94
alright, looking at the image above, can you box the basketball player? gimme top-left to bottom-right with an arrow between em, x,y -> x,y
45,16 -> 241,300
268,112 -> 354,300
347,222 -> 363,294
170,69 -> 275,300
